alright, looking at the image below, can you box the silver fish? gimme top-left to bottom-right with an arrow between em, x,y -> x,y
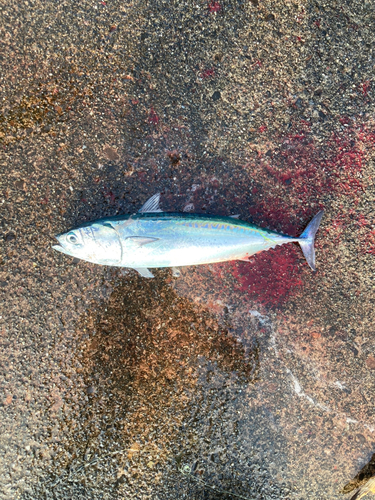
53,193 -> 323,278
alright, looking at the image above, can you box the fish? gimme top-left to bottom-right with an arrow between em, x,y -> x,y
53,193 -> 324,278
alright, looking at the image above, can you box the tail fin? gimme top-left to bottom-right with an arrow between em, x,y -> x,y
298,211 -> 324,271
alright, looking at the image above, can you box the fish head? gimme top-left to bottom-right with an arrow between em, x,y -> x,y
52,221 -> 122,265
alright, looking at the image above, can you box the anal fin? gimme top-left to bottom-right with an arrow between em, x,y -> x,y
133,268 -> 155,278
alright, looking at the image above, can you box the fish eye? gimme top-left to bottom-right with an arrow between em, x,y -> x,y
67,233 -> 78,244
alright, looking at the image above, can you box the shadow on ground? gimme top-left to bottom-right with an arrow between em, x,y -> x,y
28,273 -> 261,498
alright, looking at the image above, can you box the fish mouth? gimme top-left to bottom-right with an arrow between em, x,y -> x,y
52,243 -> 64,252
52,237 -> 74,257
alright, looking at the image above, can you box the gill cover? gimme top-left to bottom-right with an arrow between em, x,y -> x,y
85,222 -> 123,265
53,221 -> 123,266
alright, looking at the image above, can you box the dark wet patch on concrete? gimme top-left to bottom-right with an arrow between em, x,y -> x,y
33,273 -> 259,497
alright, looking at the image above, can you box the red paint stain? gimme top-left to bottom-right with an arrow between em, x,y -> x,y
323,209 -> 375,256
201,68 -> 215,79
237,246 -> 304,308
326,212 -> 350,244
137,170 -> 147,182
214,246 -> 303,309
252,60 -> 262,69
364,229 -> 375,255
103,188 -> 116,205
258,125 -> 267,133
361,80 -> 371,95
208,1 -> 221,13
252,125 -> 372,228
354,212 -> 375,255
219,123 -> 375,308
356,213 -> 370,228
148,107 -> 159,125
339,116 -> 350,125
295,9 -> 305,23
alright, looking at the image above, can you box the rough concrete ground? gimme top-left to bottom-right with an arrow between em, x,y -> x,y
0,0 -> 374,498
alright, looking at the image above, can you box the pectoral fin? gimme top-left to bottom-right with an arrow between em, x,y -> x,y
133,267 -> 155,278
126,236 -> 159,246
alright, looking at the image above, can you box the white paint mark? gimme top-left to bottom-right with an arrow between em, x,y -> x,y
290,371 -> 302,395
335,381 -> 346,390
249,310 -> 268,325
249,310 -> 279,355
249,310 -> 263,318
269,331 -> 278,356
286,369 -> 331,412
346,418 -> 358,424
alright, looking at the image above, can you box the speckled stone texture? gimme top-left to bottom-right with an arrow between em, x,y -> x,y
0,0 -> 374,498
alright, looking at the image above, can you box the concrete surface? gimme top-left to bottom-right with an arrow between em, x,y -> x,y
0,0 -> 374,498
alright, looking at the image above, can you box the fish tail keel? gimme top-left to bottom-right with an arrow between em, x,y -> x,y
298,211 -> 324,271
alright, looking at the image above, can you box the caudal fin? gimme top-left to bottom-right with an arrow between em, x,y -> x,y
298,211 -> 324,271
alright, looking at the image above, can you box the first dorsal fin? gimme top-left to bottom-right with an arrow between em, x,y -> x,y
138,193 -> 162,213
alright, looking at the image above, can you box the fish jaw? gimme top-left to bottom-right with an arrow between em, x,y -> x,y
52,236 -> 76,258
52,244 -> 74,257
